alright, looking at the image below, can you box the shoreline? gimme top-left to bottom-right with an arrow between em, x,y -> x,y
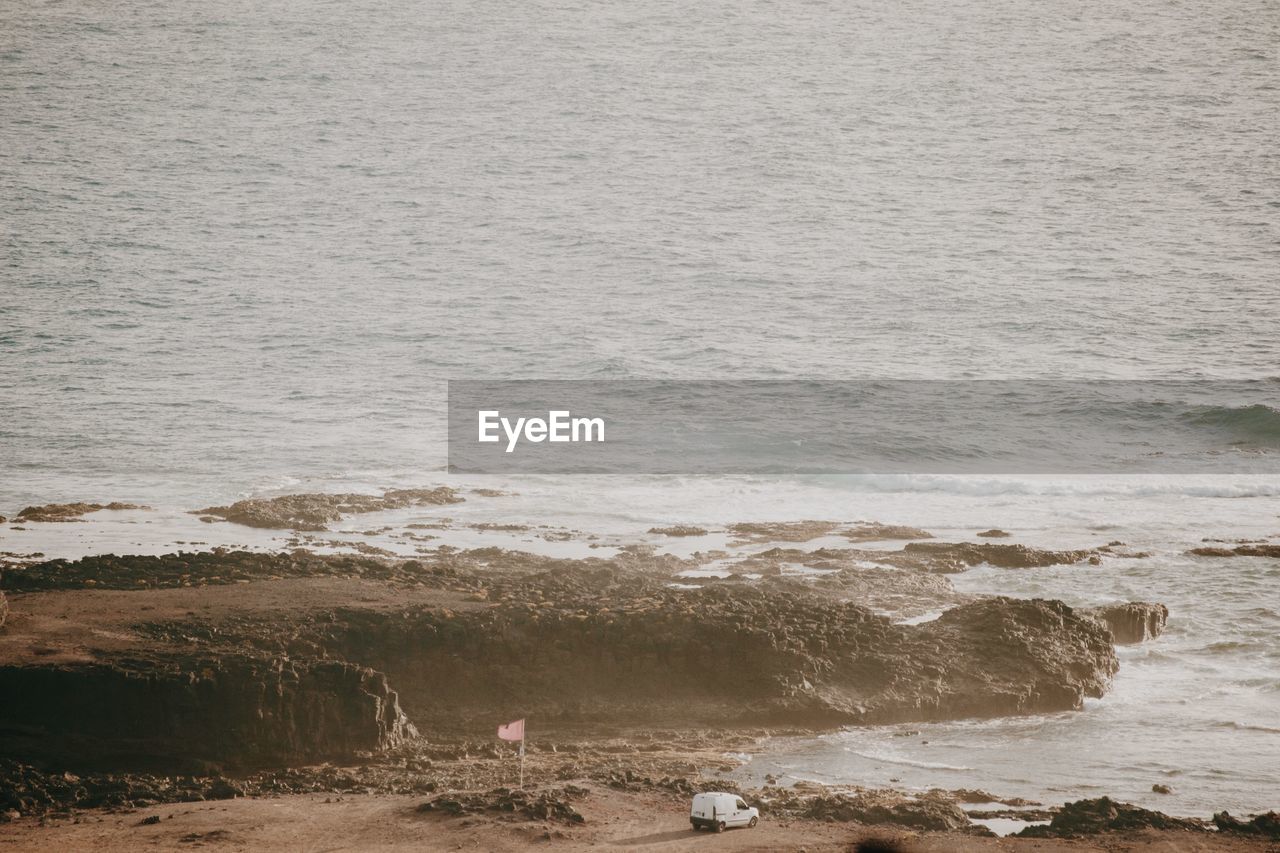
1,494 -> 1277,847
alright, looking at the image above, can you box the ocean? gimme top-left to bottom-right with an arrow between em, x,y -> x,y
2,0 -> 1278,821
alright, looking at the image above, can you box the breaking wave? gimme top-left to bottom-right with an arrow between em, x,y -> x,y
822,473 -> 1280,499
1181,403 -> 1280,446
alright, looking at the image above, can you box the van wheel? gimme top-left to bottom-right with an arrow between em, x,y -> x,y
749,816 -> 758,828
716,821 -> 726,833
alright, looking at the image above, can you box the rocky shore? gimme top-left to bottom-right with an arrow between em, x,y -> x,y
2,548 -> 1123,741
0,502 -> 1272,849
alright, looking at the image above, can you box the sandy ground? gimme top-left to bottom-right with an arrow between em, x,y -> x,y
1,788 -> 1273,853
0,578 -> 477,665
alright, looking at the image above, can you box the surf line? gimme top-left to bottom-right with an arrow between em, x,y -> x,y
477,410 -> 605,453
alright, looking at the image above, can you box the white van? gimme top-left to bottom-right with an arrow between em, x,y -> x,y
689,792 -> 759,832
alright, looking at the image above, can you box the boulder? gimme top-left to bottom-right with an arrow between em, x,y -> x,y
1083,602 -> 1169,644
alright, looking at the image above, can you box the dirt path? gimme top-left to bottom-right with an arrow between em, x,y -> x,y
1,790 -> 1270,853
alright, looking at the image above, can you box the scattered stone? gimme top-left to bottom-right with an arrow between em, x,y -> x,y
418,786 -> 587,824
137,815 -> 161,825
1152,784 -> 1173,794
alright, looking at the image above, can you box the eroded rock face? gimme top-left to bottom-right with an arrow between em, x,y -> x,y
1083,602 -> 1168,644
196,488 -> 462,531
14,502 -> 146,522
0,657 -> 415,769
901,542 -> 1093,572
142,576 -> 1117,730
0,589 -> 7,628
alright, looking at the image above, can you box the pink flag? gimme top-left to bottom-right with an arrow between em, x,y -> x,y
497,718 -> 525,741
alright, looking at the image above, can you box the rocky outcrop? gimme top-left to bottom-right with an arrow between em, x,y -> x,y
1083,602 -> 1168,644
1016,797 -> 1206,837
142,571 -> 1117,730
901,542 -> 1093,572
1190,544 -> 1280,558
0,550 -> 459,591
975,529 -> 1010,538
196,488 -> 462,531
802,791 -> 971,831
727,521 -> 843,543
14,502 -> 146,522
841,524 -> 933,543
0,657 -> 415,769
725,521 -> 933,545
647,526 -> 708,537
1214,810 -> 1280,839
